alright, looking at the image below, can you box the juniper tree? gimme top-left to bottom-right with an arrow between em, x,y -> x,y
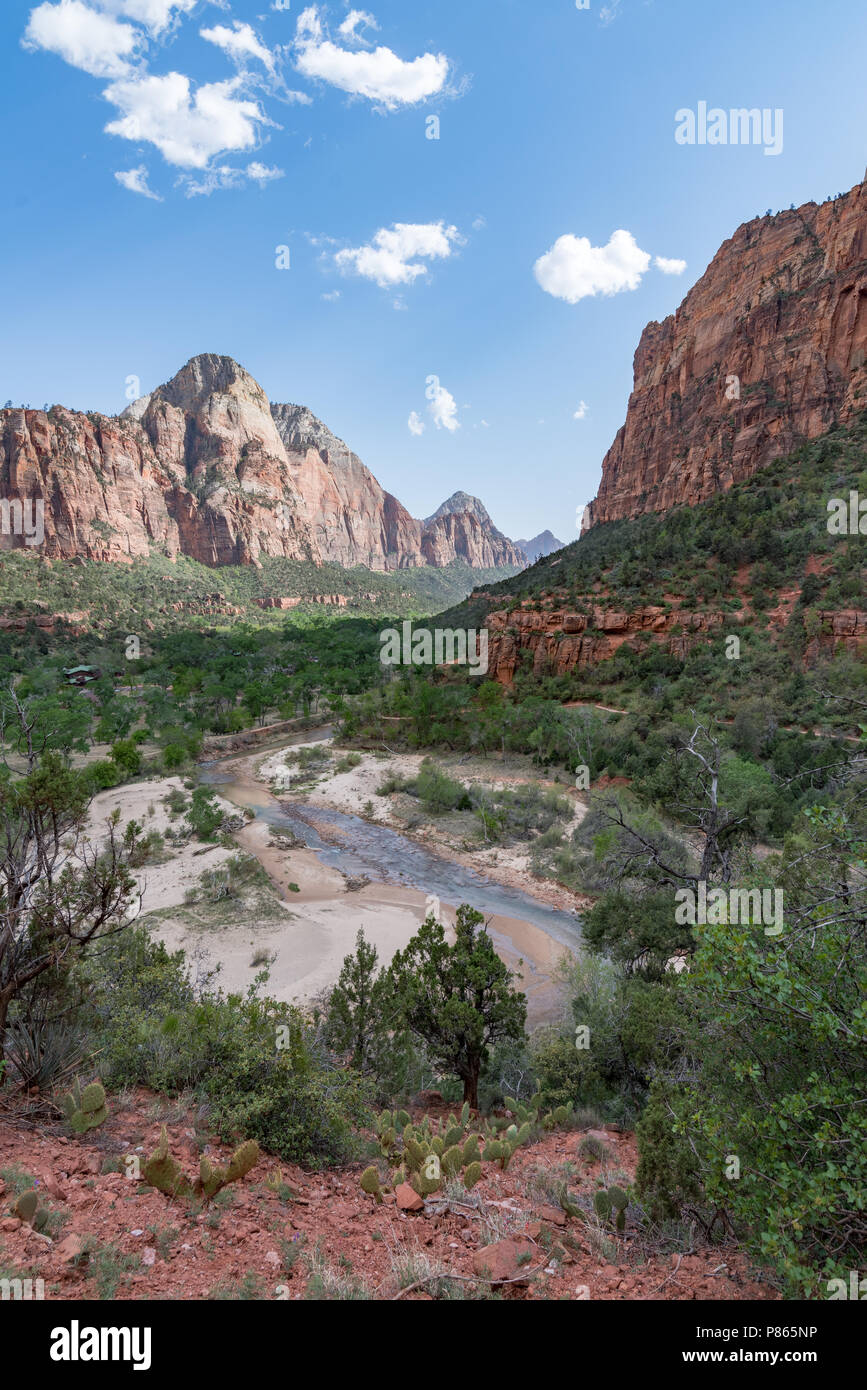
387,904 -> 527,1110
0,689 -> 141,1075
324,928 -> 396,1077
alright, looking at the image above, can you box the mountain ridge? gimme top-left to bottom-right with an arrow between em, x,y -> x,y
0,354 -> 522,574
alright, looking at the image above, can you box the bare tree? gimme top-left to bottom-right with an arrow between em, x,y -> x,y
597,717 -> 760,889
0,689 -> 141,1074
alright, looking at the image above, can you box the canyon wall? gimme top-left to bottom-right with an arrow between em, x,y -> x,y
584,178 -> 867,530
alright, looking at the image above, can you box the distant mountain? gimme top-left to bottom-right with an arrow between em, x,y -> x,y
514,531 -> 565,564
0,356 -> 520,573
425,491 -> 494,528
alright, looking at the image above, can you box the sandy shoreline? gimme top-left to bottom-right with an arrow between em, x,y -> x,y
96,737 -> 586,1025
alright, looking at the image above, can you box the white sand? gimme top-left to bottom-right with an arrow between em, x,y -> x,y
87,777 -> 237,915
90,741 -> 586,1021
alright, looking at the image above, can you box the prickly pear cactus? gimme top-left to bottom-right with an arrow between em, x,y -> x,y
62,1076 -> 108,1133
143,1126 -> 194,1200
463,1162 -> 482,1190
608,1184 -> 628,1231
462,1137 -> 481,1167
225,1140 -> 259,1185
442,1145 -> 464,1178
12,1188 -> 48,1230
404,1138 -> 426,1174
594,1184 -> 628,1231
360,1167 -> 384,1204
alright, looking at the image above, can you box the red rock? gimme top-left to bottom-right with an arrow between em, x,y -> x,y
485,604 -> 730,683
584,177 -> 867,532
395,1183 -> 424,1213
54,1234 -> 84,1262
41,1173 -> 69,1202
537,1204 -> 567,1227
584,1130 -> 615,1147
472,1237 -> 536,1284
0,356 -> 519,575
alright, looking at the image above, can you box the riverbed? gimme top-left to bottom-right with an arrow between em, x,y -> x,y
198,741 -> 584,1024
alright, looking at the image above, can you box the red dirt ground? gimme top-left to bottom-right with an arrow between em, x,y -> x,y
0,1091 -> 779,1302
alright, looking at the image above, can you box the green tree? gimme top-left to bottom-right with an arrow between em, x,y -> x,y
388,904 -> 527,1109
0,691 -> 140,1071
324,929 -> 394,1076
639,736 -> 867,1294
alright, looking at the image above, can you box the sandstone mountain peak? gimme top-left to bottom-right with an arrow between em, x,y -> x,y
121,353 -> 263,421
1,357 -> 522,573
583,176 -> 867,532
426,491 -> 494,528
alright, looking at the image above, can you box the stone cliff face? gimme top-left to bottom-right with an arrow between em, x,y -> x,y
483,603 -> 867,684
584,177 -> 867,530
270,401 -> 421,570
421,510 -> 522,568
0,355 -> 520,573
422,492 -> 523,568
484,604 -> 728,683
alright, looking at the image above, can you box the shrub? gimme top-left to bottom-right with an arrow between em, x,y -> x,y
80,927 -> 372,1166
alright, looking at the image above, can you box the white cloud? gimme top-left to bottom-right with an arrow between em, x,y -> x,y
573,400 -> 589,420
201,22 -> 276,74
23,0 -> 139,79
114,163 -> 162,199
321,289 -> 341,301
335,221 -> 461,288
96,1 -> 196,34
246,161 -> 284,184
534,229 -> 652,304
104,72 -> 272,169
339,10 -> 378,39
179,165 -> 247,196
180,161 -> 285,197
472,215 -> 487,231
428,380 -> 459,433
599,0 -> 623,25
294,5 -> 449,109
654,255 -> 687,275
407,411 -> 425,436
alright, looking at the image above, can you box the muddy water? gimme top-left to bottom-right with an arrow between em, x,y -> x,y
199,747 -> 583,1021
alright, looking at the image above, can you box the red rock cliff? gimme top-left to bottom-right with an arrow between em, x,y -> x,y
0,355 -> 520,573
584,178 -> 867,530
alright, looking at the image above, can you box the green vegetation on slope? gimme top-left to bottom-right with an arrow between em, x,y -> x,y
0,550 -> 517,632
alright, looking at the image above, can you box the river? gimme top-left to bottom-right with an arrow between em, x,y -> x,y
199,738 -> 584,1021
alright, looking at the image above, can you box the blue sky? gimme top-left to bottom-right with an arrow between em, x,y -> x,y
2,0 -> 867,544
